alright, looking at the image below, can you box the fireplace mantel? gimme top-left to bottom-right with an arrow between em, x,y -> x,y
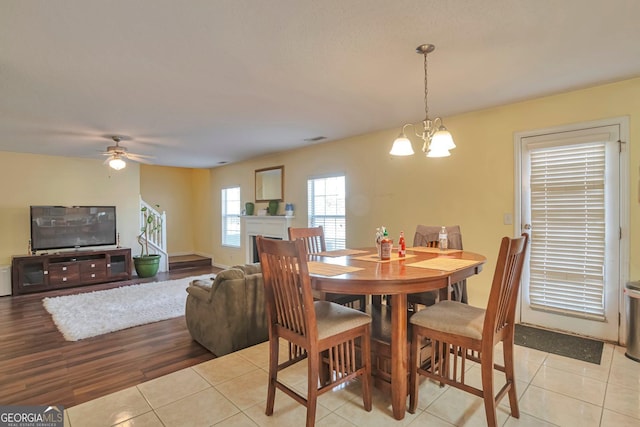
242,215 -> 294,263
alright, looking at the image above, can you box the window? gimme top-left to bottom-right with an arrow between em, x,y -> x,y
307,175 -> 346,250
221,187 -> 241,247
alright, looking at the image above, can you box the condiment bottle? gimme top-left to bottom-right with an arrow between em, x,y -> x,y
398,231 -> 406,257
380,229 -> 392,260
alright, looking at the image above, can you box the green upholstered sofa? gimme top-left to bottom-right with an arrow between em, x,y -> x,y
185,263 -> 268,356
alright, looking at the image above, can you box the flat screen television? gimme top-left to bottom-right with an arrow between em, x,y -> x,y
30,206 -> 117,251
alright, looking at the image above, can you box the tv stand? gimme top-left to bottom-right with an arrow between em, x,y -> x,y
11,248 -> 132,295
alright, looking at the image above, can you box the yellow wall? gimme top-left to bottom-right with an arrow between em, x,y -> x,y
0,152 -> 141,265
140,164 -> 200,256
207,77 -> 640,306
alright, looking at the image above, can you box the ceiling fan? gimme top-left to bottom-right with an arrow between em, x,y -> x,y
101,136 -> 153,170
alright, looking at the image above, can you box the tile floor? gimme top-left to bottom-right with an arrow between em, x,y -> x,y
65,341 -> 640,427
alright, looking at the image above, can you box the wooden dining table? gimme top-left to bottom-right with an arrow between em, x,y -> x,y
307,247 -> 486,420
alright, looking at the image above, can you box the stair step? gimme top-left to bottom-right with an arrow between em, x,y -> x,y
169,254 -> 212,270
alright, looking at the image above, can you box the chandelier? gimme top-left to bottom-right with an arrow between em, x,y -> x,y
389,44 -> 455,158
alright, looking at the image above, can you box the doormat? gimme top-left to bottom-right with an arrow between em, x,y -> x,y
514,324 -> 604,364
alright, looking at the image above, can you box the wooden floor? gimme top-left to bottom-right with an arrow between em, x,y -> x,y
0,266 -> 221,408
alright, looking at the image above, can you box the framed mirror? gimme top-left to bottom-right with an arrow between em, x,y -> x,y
255,165 -> 284,202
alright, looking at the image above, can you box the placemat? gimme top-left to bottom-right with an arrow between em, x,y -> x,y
315,249 -> 370,257
352,253 -> 417,263
307,261 -> 364,276
408,247 -> 463,254
407,258 -> 479,271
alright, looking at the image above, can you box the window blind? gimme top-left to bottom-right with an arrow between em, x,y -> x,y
307,176 -> 346,250
528,142 -> 606,320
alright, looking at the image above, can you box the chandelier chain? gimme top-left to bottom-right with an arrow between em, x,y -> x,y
423,51 -> 429,121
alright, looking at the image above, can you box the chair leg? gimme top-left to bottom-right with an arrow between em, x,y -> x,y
266,337 -> 279,416
306,351 -> 319,427
408,328 -> 420,414
503,338 -> 520,418
361,331 -> 372,411
481,352 -> 498,427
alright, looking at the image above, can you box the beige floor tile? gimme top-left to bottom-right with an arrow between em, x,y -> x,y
405,410 -> 456,426
503,412 -> 559,426
212,411 -> 260,426
603,382 -> 640,419
531,365 -> 606,405
410,377 -> 449,412
289,375 -> 364,412
242,390 -> 332,426
137,367 -> 210,409
273,357 -> 309,385
333,386 -> 419,427
600,408 -> 640,427
113,411 -> 165,426
519,385 -> 602,427
235,340 -> 290,370
544,352 -> 611,383
316,412 -> 359,427
194,352 -> 262,386
215,369 -> 269,410
424,385 -> 511,427
462,364 -> 528,402
154,388 -> 240,427
67,387 -> 151,427
608,347 -> 640,391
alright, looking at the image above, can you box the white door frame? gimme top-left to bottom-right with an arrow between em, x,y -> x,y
514,116 -> 629,344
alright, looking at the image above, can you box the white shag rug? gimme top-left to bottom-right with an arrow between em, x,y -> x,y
42,274 -> 215,341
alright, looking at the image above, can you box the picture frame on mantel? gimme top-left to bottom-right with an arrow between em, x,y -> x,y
255,165 -> 284,202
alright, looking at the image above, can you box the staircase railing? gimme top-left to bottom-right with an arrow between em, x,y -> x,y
139,195 -> 168,272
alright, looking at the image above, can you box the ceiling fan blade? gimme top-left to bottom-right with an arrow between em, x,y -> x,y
126,153 -> 154,164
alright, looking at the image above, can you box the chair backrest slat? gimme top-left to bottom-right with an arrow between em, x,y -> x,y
288,226 -> 327,254
483,234 -> 529,341
257,237 -> 318,342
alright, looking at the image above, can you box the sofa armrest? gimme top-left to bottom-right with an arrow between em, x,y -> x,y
186,284 -> 210,302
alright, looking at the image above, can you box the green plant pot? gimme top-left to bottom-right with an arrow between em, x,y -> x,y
133,255 -> 161,278
268,200 -> 279,215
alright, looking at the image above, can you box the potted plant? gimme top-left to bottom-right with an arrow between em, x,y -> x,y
133,205 -> 162,278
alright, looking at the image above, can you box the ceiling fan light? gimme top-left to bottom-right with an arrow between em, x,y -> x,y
109,156 -> 126,170
389,135 -> 415,156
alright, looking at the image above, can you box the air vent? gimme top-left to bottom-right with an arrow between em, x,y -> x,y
217,161 -> 228,165
304,136 -> 327,142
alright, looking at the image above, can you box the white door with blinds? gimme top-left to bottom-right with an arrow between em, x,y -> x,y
517,121 -> 625,342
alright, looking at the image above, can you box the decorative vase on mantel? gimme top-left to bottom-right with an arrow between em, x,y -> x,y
268,200 -> 279,216
245,202 -> 255,216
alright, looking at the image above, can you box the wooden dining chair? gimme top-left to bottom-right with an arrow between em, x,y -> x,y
256,236 -> 373,427
407,225 -> 467,309
408,234 -> 529,427
288,226 -> 366,310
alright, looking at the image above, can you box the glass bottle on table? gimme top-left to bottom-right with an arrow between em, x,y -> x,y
439,226 -> 448,251
398,231 -> 406,257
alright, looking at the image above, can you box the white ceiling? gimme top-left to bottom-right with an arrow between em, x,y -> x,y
2,0 -> 640,168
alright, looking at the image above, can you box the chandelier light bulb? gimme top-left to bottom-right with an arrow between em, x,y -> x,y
389,135 -> 415,156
